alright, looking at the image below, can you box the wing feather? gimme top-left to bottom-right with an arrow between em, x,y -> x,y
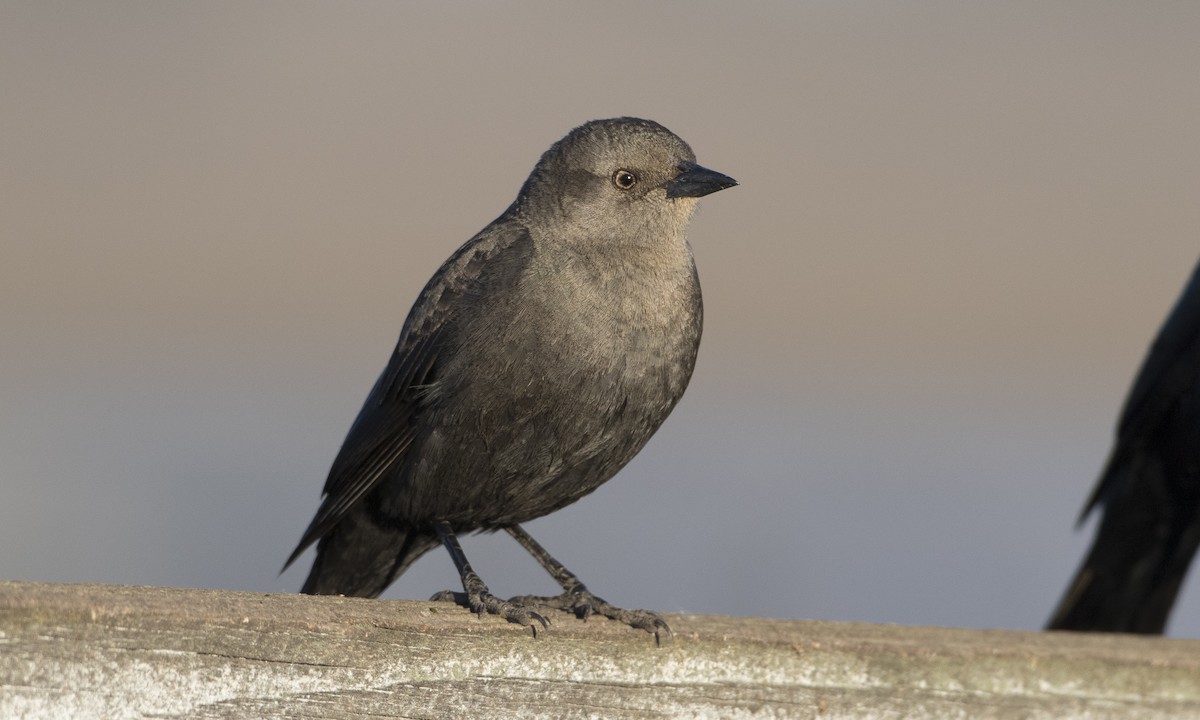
283,222 -> 532,569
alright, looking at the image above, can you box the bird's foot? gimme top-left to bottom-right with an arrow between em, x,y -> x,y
430,587 -> 549,637
508,588 -> 671,643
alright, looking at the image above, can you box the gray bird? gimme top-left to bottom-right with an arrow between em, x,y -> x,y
283,117 -> 736,637
1048,257 -> 1200,634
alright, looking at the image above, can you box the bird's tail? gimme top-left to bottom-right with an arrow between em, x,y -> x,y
298,504 -> 440,598
1047,463 -> 1200,634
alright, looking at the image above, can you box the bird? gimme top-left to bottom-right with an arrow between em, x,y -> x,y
283,117 -> 736,638
1048,257 -> 1200,634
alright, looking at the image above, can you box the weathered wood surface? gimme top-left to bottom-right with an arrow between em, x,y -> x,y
1,581 -> 1199,719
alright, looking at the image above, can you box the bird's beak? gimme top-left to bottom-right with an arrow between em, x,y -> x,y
666,161 -> 738,199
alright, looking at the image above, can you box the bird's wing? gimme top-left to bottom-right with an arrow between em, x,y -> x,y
283,221 -> 532,569
1081,259 -> 1200,519
282,332 -> 438,570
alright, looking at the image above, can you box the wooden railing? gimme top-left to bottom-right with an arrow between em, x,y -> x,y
2,581 -> 1199,718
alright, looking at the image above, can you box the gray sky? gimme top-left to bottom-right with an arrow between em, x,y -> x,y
3,2 -> 1200,636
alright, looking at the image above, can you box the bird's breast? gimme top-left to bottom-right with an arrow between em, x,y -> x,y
397,247 -> 702,526
531,254 -> 700,380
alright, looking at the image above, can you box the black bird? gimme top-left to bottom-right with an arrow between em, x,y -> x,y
283,118 -> 736,637
1048,258 -> 1200,634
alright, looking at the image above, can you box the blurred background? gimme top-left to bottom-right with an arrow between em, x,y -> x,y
3,2 -> 1200,636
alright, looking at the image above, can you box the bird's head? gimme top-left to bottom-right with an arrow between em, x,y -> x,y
517,117 -> 736,248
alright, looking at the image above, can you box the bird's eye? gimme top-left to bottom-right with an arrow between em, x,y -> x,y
612,169 -> 637,190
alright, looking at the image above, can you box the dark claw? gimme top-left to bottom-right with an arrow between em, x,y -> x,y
528,611 -> 550,634
431,588 -> 549,635
508,589 -> 670,641
429,589 -> 466,603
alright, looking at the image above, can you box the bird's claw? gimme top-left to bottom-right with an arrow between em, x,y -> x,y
429,589 -> 464,603
431,588 -> 550,636
508,589 -> 671,643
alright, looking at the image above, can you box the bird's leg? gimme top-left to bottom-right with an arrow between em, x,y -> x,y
504,524 -> 671,641
430,520 -> 548,635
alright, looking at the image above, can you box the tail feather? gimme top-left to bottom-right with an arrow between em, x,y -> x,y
1048,460 -> 1200,634
1047,537 -> 1190,634
298,503 -> 439,598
